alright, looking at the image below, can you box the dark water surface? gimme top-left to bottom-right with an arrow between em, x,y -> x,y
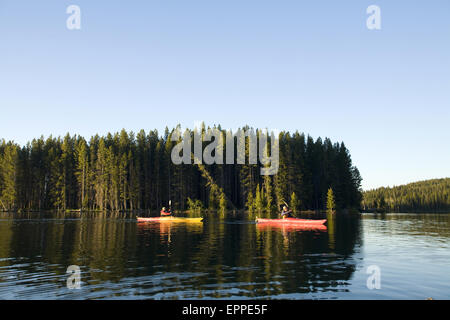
0,212 -> 449,299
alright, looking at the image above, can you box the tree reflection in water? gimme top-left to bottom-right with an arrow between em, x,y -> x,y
0,211 -> 362,299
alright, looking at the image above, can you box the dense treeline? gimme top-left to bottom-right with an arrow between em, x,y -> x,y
362,178 -> 450,213
0,125 -> 362,212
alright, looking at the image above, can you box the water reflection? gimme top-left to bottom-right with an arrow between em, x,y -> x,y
0,212 -> 363,299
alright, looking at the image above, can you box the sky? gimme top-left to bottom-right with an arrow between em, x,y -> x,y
0,0 -> 449,190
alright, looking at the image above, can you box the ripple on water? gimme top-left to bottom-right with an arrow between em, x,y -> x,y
0,213 -> 449,299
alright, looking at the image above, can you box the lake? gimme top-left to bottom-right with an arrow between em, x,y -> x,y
0,212 -> 449,299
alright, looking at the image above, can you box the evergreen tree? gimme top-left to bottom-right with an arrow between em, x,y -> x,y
246,191 -> 255,213
254,184 -> 264,213
0,142 -> 18,210
290,192 -> 299,214
75,137 -> 89,209
363,178 -> 449,213
0,126 -> 364,212
327,187 -> 336,214
219,192 -> 227,213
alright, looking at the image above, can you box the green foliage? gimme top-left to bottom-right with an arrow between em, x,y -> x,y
254,184 -> 265,213
246,191 -> 255,213
327,188 -> 336,214
0,126 -> 363,212
219,193 -> 227,214
264,175 -> 274,213
0,141 -> 18,210
290,192 -> 299,214
363,178 -> 450,213
187,197 -> 204,213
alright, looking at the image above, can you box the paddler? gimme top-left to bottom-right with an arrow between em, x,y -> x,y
280,205 -> 293,219
160,206 -> 172,216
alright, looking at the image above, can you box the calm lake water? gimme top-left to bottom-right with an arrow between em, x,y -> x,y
0,212 -> 449,300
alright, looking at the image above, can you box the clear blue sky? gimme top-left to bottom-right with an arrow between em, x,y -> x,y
0,0 -> 449,190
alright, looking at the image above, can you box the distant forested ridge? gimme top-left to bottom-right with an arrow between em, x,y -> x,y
362,178 -> 450,213
0,125 -> 362,212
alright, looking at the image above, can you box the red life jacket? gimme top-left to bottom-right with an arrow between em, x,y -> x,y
160,210 -> 171,216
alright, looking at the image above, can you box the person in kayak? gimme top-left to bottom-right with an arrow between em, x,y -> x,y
280,206 -> 293,219
160,207 -> 172,216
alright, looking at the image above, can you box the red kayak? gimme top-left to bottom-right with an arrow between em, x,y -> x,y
257,223 -> 327,231
256,217 -> 327,226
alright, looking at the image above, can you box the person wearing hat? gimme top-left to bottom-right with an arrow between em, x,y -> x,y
280,205 -> 293,219
160,206 -> 172,216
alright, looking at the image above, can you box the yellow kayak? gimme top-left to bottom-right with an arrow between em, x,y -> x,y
137,216 -> 203,223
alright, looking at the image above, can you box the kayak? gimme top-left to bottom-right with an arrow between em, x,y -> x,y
256,218 -> 327,226
137,216 -> 203,223
256,221 -> 327,231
